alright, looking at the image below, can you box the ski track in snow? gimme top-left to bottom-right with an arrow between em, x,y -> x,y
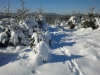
60,47 -> 84,75
1,26 -> 100,75
52,29 -> 84,75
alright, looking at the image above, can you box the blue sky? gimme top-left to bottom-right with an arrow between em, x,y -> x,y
0,0 -> 100,14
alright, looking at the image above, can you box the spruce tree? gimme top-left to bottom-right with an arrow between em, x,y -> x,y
16,0 -> 29,22
81,6 -> 98,30
4,0 -> 11,25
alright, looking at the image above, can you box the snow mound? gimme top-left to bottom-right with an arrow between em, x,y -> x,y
35,41 -> 51,62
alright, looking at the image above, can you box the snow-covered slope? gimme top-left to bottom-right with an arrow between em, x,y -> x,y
0,26 -> 100,75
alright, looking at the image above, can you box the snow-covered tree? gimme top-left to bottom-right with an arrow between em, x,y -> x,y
67,21 -> 75,30
9,30 -> 19,46
30,29 -> 51,62
81,6 -> 98,30
67,16 -> 77,30
30,9 -> 52,61
4,0 -> 11,25
44,31 -> 51,46
16,0 -> 29,22
0,31 -> 9,47
35,40 -> 50,63
9,29 -> 29,46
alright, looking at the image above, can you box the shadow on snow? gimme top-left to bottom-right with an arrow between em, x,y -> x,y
0,49 -> 31,67
49,54 -> 84,64
0,52 -> 19,67
51,33 -> 75,49
48,27 -> 82,64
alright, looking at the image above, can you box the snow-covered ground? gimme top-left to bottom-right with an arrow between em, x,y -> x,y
0,26 -> 100,75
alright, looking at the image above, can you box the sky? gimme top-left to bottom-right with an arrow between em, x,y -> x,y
0,0 -> 100,15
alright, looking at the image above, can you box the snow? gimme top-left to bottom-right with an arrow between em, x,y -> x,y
10,30 -> 29,46
19,31 -> 30,45
34,41 -> 51,61
95,17 -> 100,26
0,32 -> 8,44
42,21 -> 49,31
29,28 -> 33,36
0,25 -> 100,75
31,32 -> 38,45
44,31 -> 51,44
19,19 -> 38,31
68,16 -> 78,24
10,30 -> 19,46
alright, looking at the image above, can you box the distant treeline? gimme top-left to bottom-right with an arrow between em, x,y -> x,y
45,14 -> 70,24
0,12 -> 100,24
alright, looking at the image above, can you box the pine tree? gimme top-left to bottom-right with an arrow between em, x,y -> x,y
4,0 -> 11,25
16,0 -> 29,22
81,6 -> 98,30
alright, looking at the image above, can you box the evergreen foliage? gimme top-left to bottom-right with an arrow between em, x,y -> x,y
16,0 -> 29,21
68,21 -> 75,30
81,6 -> 98,30
4,0 -> 11,25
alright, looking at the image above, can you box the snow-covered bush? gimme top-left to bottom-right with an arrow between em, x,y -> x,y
9,30 -> 19,46
30,41 -> 50,63
30,13 -> 52,60
31,32 -> 39,47
18,31 -> 30,46
81,20 -> 97,29
68,16 -> 77,24
19,19 -> 38,37
95,17 -> 100,27
67,16 -> 80,30
30,19 -> 51,48
0,31 -> 9,47
54,20 -> 65,31
67,21 -> 75,30
9,30 -> 30,46
30,30 -> 51,48
35,14 -> 49,32
0,19 -> 32,47
81,6 -> 98,30
33,40 -> 50,63
42,21 -> 49,31
0,1 -> 52,49
0,19 -> 9,29
44,31 -> 51,46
